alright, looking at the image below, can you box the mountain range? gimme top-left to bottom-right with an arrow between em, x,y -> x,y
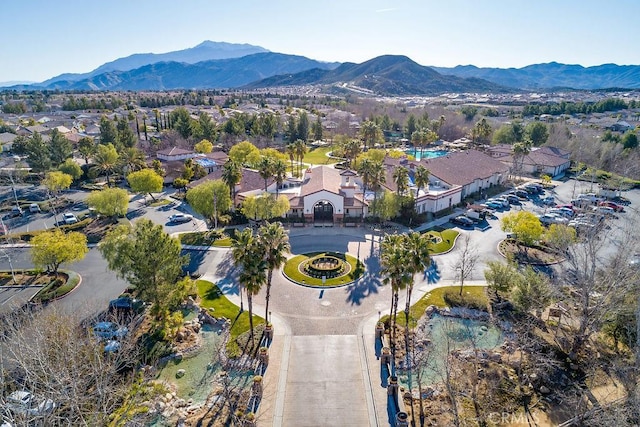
4,41 -> 640,95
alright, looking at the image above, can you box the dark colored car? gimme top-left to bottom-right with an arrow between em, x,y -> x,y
108,296 -> 145,313
506,195 -> 521,204
451,216 -> 474,227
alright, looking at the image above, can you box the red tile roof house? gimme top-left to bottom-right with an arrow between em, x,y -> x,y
385,149 -> 509,206
382,156 -> 463,215
282,166 -> 368,223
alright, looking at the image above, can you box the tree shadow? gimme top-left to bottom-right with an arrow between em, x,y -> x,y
216,271 -> 240,297
424,259 -> 441,284
125,208 -> 145,220
215,252 -> 235,278
344,255 -> 382,306
182,249 -> 207,276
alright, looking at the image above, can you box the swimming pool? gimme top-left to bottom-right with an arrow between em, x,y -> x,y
405,149 -> 448,161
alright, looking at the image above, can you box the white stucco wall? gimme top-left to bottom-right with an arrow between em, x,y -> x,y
303,191 -> 344,216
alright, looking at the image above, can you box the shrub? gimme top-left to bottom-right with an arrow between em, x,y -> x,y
442,289 -> 487,311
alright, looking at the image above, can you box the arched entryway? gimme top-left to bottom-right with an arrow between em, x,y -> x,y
313,200 -> 334,223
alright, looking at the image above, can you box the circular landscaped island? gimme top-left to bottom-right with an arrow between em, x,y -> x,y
283,251 -> 364,287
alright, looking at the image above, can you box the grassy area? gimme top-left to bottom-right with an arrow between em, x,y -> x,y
148,198 -> 171,207
196,280 -> 264,357
31,270 -> 80,303
282,252 -> 363,286
423,229 -> 459,254
302,145 -> 339,165
388,285 -> 488,328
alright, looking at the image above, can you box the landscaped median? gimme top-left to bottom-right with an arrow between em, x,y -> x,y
0,269 -> 82,304
282,251 -> 364,287
421,228 -> 460,254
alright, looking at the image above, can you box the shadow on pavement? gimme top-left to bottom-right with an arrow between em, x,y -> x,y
424,260 -> 441,284
344,255 -> 382,306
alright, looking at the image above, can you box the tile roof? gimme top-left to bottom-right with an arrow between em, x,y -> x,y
300,166 -> 343,197
414,150 -> 510,186
157,146 -> 194,156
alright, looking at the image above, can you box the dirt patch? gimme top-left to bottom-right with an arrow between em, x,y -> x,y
83,217 -> 122,243
499,240 -> 563,265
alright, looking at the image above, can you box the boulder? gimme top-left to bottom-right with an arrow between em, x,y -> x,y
176,369 -> 186,378
539,385 -> 551,394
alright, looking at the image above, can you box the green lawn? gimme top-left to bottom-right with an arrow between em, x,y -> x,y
422,229 -> 459,254
196,280 -> 264,357
388,285 -> 488,328
303,146 -> 340,165
282,252 -> 363,286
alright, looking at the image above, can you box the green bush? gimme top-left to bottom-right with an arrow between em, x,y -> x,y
442,289 -> 488,311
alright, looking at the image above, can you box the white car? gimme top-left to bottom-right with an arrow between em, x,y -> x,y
62,213 -> 78,224
169,213 -> 193,224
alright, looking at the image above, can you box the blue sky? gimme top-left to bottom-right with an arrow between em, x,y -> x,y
2,0 -> 640,83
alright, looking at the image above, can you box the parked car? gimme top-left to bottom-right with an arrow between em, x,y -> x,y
598,201 -> 624,212
539,213 -> 568,225
506,195 -> 521,204
62,213 -> 78,224
92,321 -> 128,341
109,296 -> 145,313
492,197 -> 510,207
485,201 -> 503,210
169,213 -> 193,224
9,206 -> 23,218
451,216 -> 474,227
549,208 -> 574,218
595,206 -> 616,217
541,196 -> 555,206
513,190 -> 529,200
6,390 -> 56,416
29,203 -> 41,213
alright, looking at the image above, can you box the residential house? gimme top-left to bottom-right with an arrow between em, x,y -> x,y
156,147 -> 198,162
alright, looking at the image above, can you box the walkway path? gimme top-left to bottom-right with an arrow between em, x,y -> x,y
200,214 -> 493,427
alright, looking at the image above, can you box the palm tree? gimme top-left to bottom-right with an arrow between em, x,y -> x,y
257,156 -> 275,193
401,232 -> 431,424
93,143 -> 119,186
368,160 -> 386,205
413,165 -> 430,197
273,159 -> 288,197
221,160 -> 242,205
471,118 -> 492,145
239,246 -> 267,345
512,140 -> 532,179
119,147 -> 146,174
285,143 -> 296,176
360,120 -> 381,151
232,228 -> 267,343
293,139 -> 307,176
343,139 -> 362,168
392,166 -> 409,196
356,158 -> 374,195
379,234 -> 412,375
258,223 -> 290,323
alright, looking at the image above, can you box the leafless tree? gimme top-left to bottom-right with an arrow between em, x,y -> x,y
560,218 -> 640,359
450,234 -> 480,296
0,306 -> 142,426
